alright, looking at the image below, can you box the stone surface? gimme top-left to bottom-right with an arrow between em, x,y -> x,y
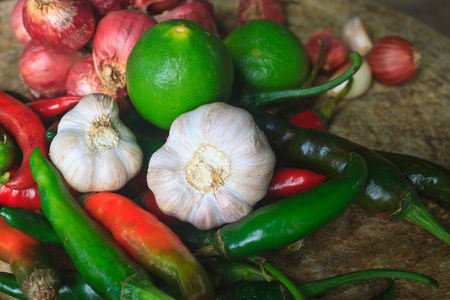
0,0 -> 449,299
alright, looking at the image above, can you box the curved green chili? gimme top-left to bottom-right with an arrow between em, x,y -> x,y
376,150 -> 450,210
215,269 -> 437,299
234,52 -> 362,108
0,207 -> 62,247
0,127 -> 15,184
249,109 -> 450,244
29,147 -> 173,300
196,152 -> 367,260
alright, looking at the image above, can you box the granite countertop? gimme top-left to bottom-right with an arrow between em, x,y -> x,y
0,1 -> 449,299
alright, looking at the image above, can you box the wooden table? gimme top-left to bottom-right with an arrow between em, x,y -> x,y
1,0 -> 449,299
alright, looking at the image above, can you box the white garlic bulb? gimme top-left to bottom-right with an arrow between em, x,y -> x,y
147,102 -> 276,230
327,59 -> 372,100
49,93 -> 143,193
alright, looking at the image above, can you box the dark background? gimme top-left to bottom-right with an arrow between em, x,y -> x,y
374,0 -> 450,37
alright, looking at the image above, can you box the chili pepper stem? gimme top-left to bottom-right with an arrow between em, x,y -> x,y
195,243 -> 219,257
0,172 -> 9,184
301,39 -> 325,88
316,78 -> 353,128
395,192 -> 450,244
298,268 -> 438,298
247,256 -> 306,300
237,52 -> 362,108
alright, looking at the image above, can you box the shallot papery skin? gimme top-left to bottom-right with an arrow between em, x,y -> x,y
238,0 -> 285,25
132,0 -> 181,14
10,0 -> 32,45
155,1 -> 218,34
86,0 -> 130,19
22,0 -> 96,53
92,10 -> 157,93
19,40 -> 90,100
368,36 -> 421,86
305,28 -> 349,73
66,55 -> 133,114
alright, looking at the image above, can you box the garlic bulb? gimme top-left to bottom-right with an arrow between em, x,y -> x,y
327,58 -> 372,100
342,16 -> 373,56
49,93 -> 143,193
147,102 -> 276,230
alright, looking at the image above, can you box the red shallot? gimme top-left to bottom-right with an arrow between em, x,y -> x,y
155,0 -> 218,34
22,0 -> 96,53
92,10 -> 157,96
10,0 -> 32,45
132,0 -> 181,15
368,36 -> 421,86
238,0 -> 285,25
66,55 -> 133,114
305,28 -> 348,74
19,40 -> 89,100
86,0 -> 130,20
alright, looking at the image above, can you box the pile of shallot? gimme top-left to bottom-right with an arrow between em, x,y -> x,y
11,0 -> 218,111
300,16 -> 421,101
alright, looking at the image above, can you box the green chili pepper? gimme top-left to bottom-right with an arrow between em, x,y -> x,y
0,272 -> 26,300
249,109 -> 450,244
122,111 -> 168,140
0,207 -> 62,247
134,132 -> 165,172
29,147 -> 173,300
166,221 -> 216,252
0,127 -> 15,184
0,270 -> 103,300
376,150 -> 450,210
45,122 -> 59,143
196,152 -> 367,260
370,281 -> 396,300
215,269 -> 437,300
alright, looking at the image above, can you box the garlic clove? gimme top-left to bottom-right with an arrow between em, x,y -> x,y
327,58 -> 372,100
148,102 -> 276,230
342,16 -> 373,56
49,93 -> 143,193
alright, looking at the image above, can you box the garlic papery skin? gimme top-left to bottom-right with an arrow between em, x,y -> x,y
147,102 -> 276,230
342,16 -> 373,56
49,93 -> 143,193
327,58 -> 372,100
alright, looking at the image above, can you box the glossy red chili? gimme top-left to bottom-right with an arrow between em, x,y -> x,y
266,167 -> 326,198
288,78 -> 353,130
0,163 -> 41,211
26,95 -> 83,123
0,90 -> 48,190
0,217 -> 60,299
0,162 -> 82,211
81,192 -> 215,300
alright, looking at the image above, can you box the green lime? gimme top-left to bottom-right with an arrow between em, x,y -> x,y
223,19 -> 310,92
126,19 -> 233,130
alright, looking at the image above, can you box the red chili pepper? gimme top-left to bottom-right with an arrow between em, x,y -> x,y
26,95 -> 83,123
0,163 -> 82,211
288,77 -> 353,130
0,217 -> 60,299
288,110 -> 326,130
81,192 -> 215,300
256,167 -> 326,208
266,167 -> 326,198
0,90 -> 49,190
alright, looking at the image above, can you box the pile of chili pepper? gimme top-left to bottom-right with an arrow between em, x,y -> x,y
1,84 -> 449,299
